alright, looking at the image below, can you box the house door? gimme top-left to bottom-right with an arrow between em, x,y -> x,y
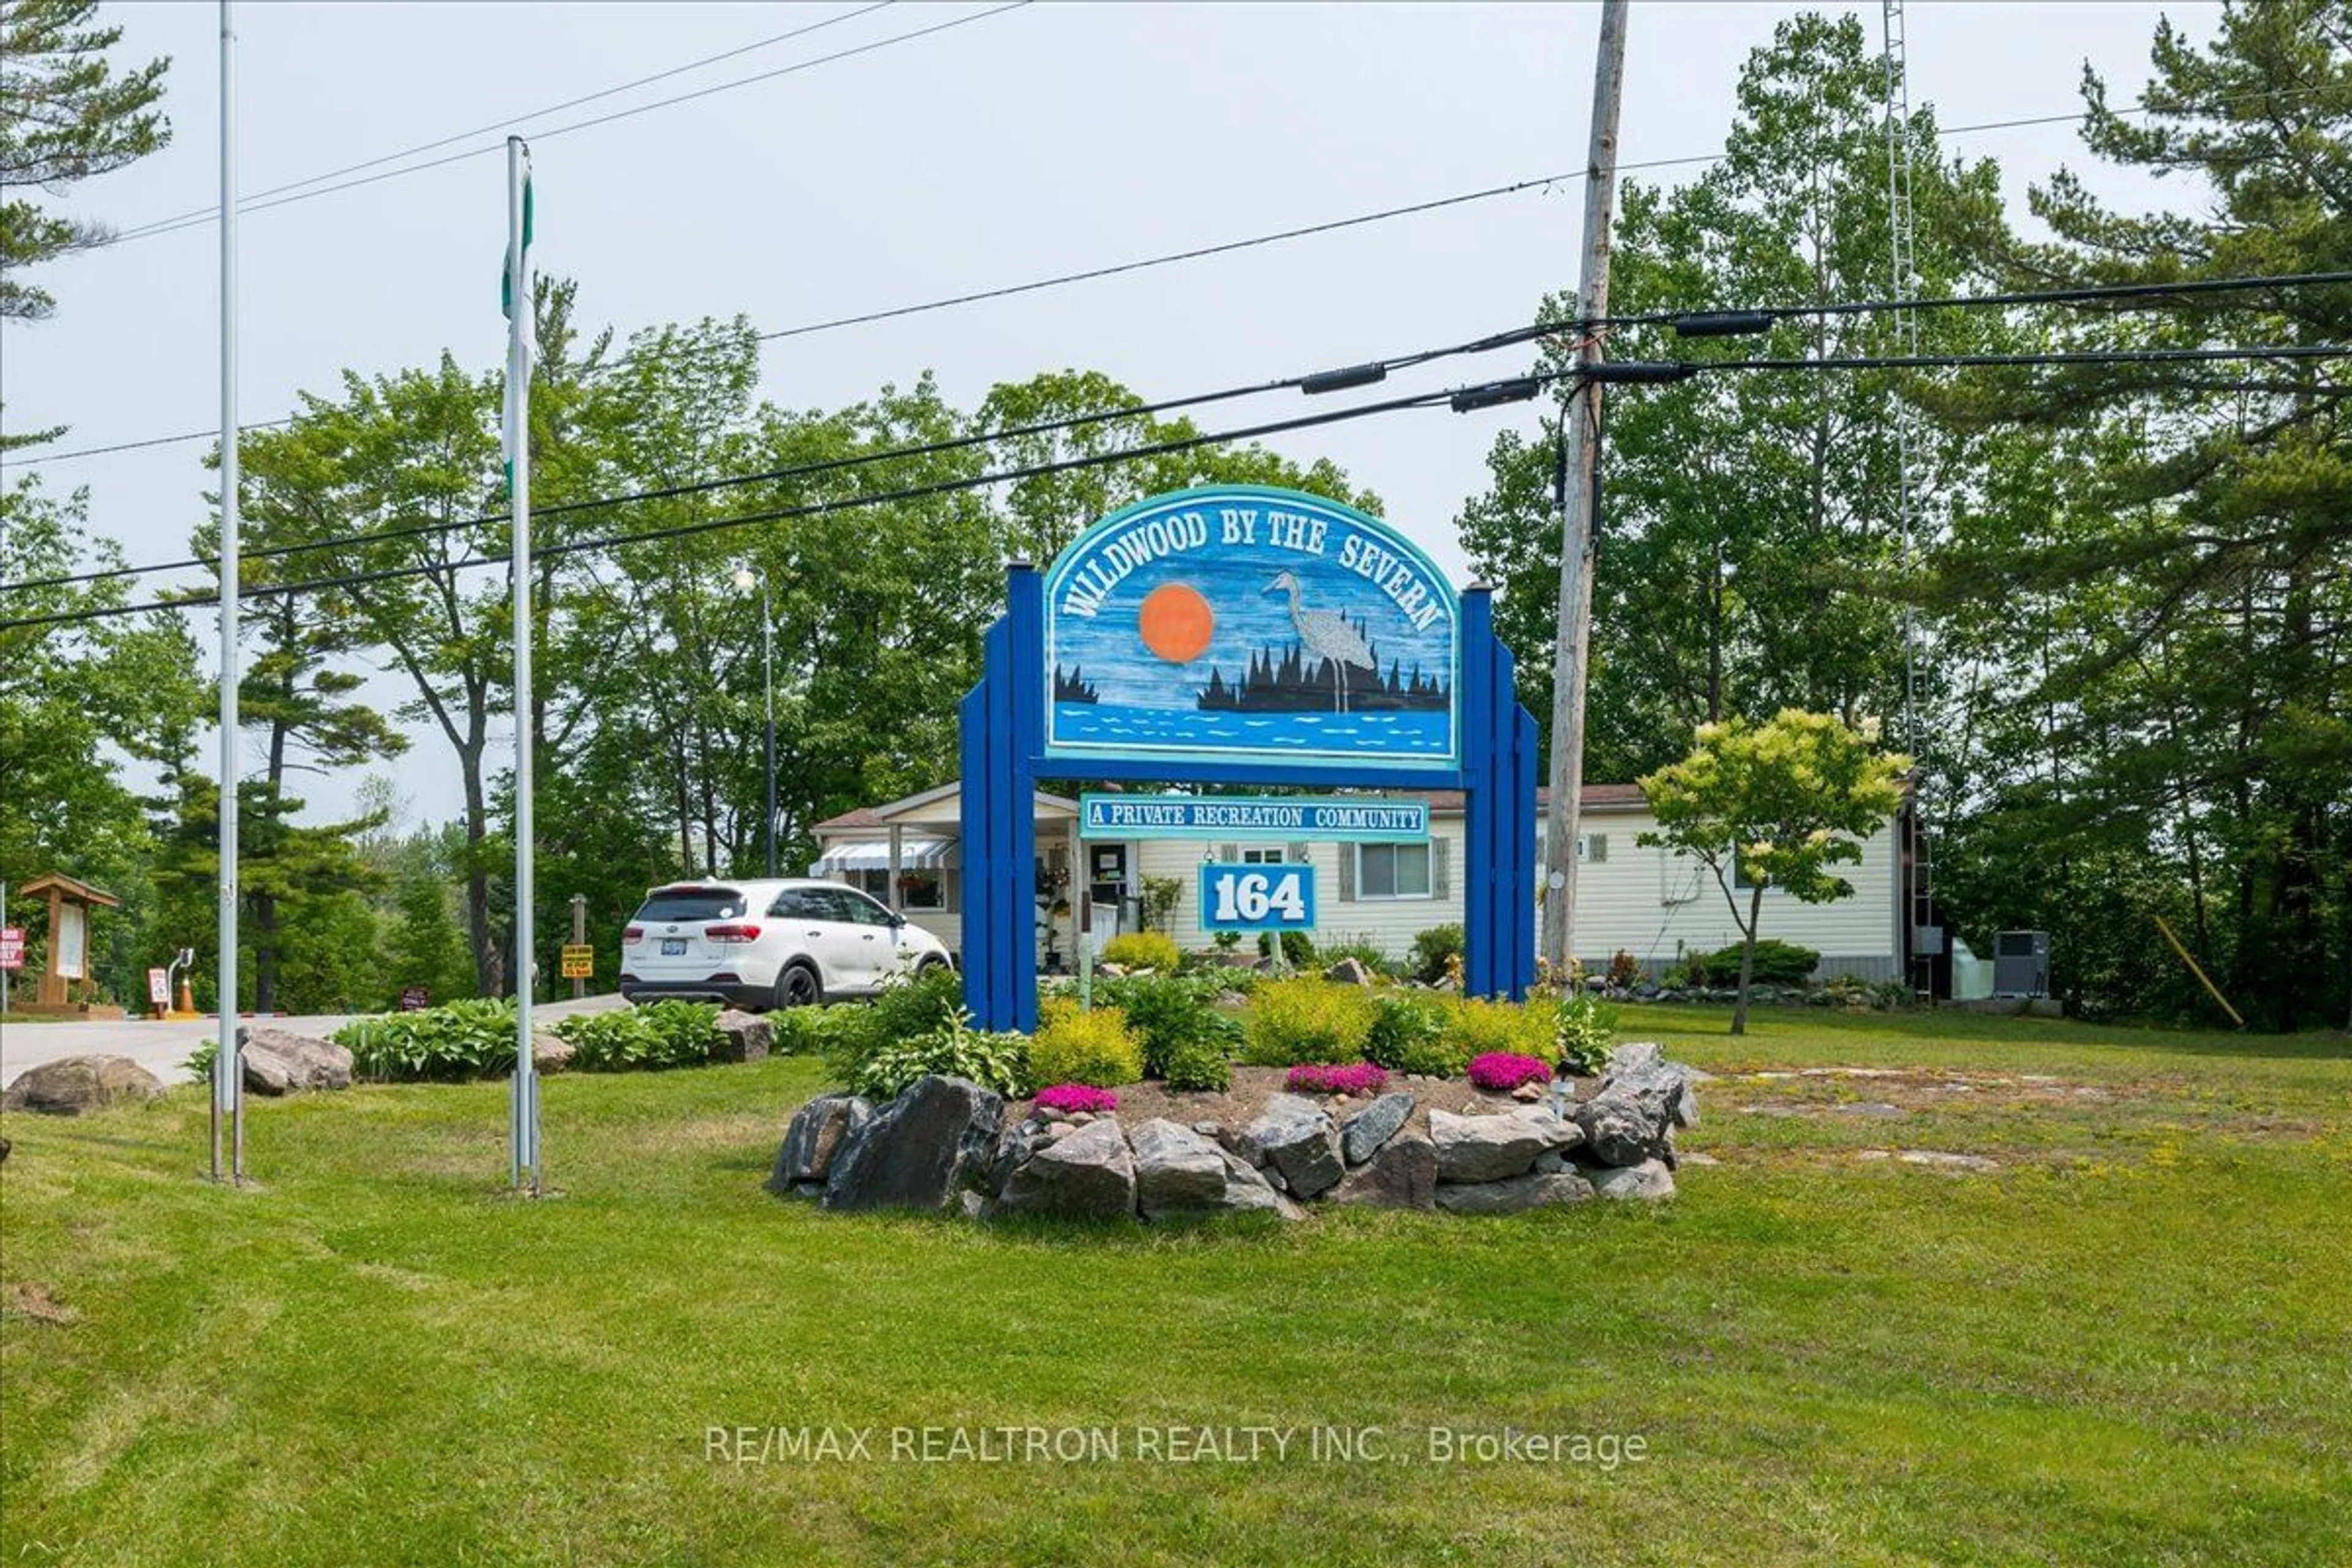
1087,843 -> 1128,951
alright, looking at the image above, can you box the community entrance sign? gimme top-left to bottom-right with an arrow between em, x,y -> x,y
961,484 -> 1536,1031
1044,489 -> 1459,771
1079,792 -> 1429,843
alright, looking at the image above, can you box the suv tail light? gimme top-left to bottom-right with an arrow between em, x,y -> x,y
623,926 -> 644,943
704,923 -> 762,943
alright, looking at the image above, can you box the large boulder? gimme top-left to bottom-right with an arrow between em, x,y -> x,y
1599,1041 -> 1699,1128
1,1055 -> 164,1117
532,1033 -> 576,1074
823,1076 -> 1001,1213
237,1026 -> 353,1095
1589,1158 -> 1676,1201
1129,1119 -> 1226,1218
1339,1091 -> 1415,1165
1428,1106 -> 1581,1183
770,1093 -> 873,1196
1323,957 -> 1376,988
1434,1171 -> 1596,1215
1574,1090 -> 1671,1168
997,1117 -> 1136,1218
710,1009 -> 773,1064
1241,1094 -> 1343,1199
1214,1148 -> 1303,1219
1332,1126 -> 1436,1210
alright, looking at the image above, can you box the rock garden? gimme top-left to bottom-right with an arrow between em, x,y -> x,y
770,960 -> 1702,1222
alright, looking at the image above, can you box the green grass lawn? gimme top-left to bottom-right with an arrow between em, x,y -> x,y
4,1006 -> 2347,1567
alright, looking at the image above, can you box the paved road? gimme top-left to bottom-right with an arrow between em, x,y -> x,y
0,993 -> 626,1091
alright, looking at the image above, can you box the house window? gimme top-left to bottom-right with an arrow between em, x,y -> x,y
848,867 -> 946,911
1240,846 -> 1287,865
894,869 -> 946,911
1357,842 -> 1433,900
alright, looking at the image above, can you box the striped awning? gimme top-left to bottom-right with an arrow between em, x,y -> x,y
810,836 -> 959,873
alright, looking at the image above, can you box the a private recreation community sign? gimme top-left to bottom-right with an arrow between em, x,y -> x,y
1042,486 -> 1460,772
1079,791 -> 1429,843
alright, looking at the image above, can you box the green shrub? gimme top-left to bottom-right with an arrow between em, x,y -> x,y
1702,938 -> 1820,987
1240,977 -> 1376,1066
1409,924 -> 1465,984
768,1003 -> 856,1057
1096,973 -> 1232,1079
1102,931 -> 1182,972
823,967 -> 967,1086
1363,990 -> 1466,1077
1442,996 -> 1556,1066
850,1009 -> 1030,1101
1553,992 -> 1617,1076
334,998 -> 518,1082
1029,1001 -> 1146,1088
556,1000 -> 719,1071
1161,1030 -> 1234,1092
1320,937 -> 1398,979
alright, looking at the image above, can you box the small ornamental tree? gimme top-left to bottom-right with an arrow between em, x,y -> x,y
1637,710 -> 1909,1035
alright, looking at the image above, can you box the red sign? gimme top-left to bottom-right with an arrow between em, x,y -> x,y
399,986 -> 431,1012
148,967 -> 171,1005
0,927 -> 23,971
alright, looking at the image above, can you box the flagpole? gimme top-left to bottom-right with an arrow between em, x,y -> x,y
507,135 -> 539,1193
212,0 -> 244,1184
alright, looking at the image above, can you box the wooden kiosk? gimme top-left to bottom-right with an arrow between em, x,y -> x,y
15,873 -> 127,1020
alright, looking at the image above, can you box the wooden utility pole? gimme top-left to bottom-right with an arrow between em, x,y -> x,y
1540,0 -> 1631,981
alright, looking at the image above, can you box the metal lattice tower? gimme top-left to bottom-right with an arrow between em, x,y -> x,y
1882,0 -> 1935,995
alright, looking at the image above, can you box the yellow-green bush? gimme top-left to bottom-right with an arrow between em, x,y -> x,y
1240,978 -> 1378,1066
1101,931 -> 1182,972
1442,995 -> 1558,1065
1028,1000 -> 1146,1088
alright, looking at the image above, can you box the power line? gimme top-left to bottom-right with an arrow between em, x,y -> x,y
9,80 -> 2338,472
10,339 -> 2345,631
1599,344 -> 2350,380
15,257 -> 2344,476
0,375 -> 1507,634
107,2 -> 1031,246
2,318 -> 1553,595
2,173 -> 1565,471
110,3 -> 899,242
1612,270 -> 2352,334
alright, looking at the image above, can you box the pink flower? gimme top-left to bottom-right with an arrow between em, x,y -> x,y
1285,1061 -> 1390,1096
1035,1084 -> 1119,1114
1467,1052 -> 1553,1092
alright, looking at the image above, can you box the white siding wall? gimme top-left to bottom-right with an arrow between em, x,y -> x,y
1136,807 -> 1902,978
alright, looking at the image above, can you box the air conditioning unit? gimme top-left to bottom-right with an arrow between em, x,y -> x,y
1992,930 -> 2050,998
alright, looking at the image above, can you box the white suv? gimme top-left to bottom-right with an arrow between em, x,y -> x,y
619,878 -> 954,1010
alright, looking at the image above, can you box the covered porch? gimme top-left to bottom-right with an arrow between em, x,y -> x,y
809,783 -> 1095,971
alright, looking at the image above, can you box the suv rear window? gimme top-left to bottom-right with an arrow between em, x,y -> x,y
633,887 -> 747,922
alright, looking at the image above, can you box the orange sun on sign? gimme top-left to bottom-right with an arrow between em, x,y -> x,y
1137,582 -> 1214,663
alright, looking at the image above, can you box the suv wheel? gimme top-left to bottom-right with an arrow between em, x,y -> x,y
775,963 -> 823,1009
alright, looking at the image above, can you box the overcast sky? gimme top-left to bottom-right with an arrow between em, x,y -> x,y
2,1 -> 2217,824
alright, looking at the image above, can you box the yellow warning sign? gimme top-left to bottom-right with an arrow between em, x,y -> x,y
559,944 -> 594,979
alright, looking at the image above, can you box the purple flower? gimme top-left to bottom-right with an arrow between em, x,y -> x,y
1285,1061 -> 1390,1096
1035,1084 -> 1119,1114
1467,1052 -> 1553,1092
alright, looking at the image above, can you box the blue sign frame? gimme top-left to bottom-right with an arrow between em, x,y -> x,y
1079,792 -> 1428,843
960,484 -> 1537,1031
1197,862 -> 1318,932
